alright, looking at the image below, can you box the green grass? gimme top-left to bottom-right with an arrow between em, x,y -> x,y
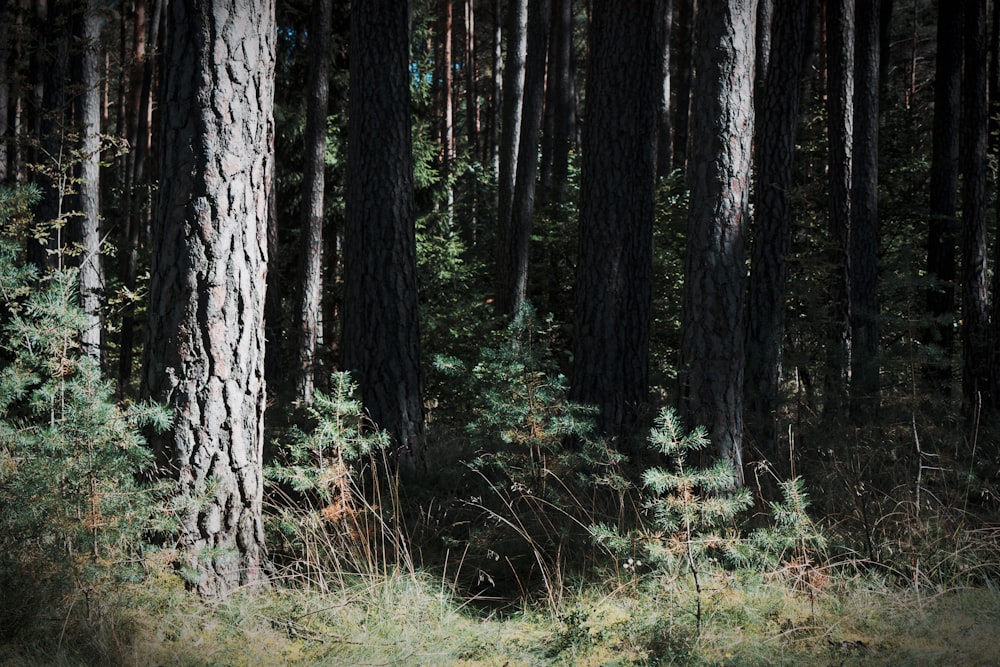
2,557 -> 998,666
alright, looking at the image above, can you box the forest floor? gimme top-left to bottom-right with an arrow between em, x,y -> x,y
3,561 -> 999,666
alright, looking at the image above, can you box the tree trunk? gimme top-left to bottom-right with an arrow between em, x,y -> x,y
0,0 -> 10,182
72,0 -> 104,364
671,0 -> 696,170
745,0 -> 812,464
495,0 -> 527,312
656,0 -> 673,177
497,0 -> 550,317
849,0 -> 880,418
142,0 -> 274,597
962,0 -> 989,414
342,0 -> 426,470
923,1 -> 961,388
677,0 -> 757,486
823,0 -> 854,419
571,0 -> 660,444
294,0 -> 332,405
540,0 -> 576,203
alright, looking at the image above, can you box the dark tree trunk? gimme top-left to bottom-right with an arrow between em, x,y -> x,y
745,0 -> 812,465
823,0 -> 854,419
0,0 -> 10,182
294,0 -> 332,405
142,0 -> 274,597
497,0 -> 550,317
540,0 -> 576,203
342,0 -> 426,470
678,0 -> 757,486
118,0 -> 162,396
924,1 -> 962,388
671,0 -> 696,170
495,0 -> 527,312
849,0 -> 881,419
962,0 -> 989,413
571,0 -> 660,443
488,0 -> 503,175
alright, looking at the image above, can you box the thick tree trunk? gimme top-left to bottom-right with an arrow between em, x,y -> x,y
142,0 -> 274,597
571,0 -> 660,444
294,0 -> 332,405
849,0 -> 881,418
678,0 -> 757,486
497,0 -> 550,317
962,0 -> 989,414
924,1 -> 961,388
745,0 -> 811,464
342,0 -> 426,470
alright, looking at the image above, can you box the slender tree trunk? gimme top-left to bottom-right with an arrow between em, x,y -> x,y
142,0 -> 274,597
495,0 -> 527,311
671,0 -> 696,170
823,0 -> 853,419
0,0 -> 10,182
343,0 -> 426,470
745,0 -> 812,464
497,0 -> 550,317
540,0 -> 576,201
656,0 -> 673,177
73,0 -> 104,364
294,0 -> 332,405
488,0 -> 502,175
849,0 -> 881,418
678,0 -> 757,486
924,1 -> 962,388
962,0 -> 989,414
437,0 -> 455,218
571,0 -> 660,443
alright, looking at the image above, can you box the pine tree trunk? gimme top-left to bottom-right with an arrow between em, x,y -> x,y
571,0 -> 660,443
745,0 -> 812,464
924,1 -> 961,388
73,0 -> 104,364
342,0 -> 426,470
142,0 -> 274,597
497,0 -> 549,317
849,0 -> 881,418
823,0 -> 854,419
294,0 -> 332,405
678,0 -> 757,486
962,0 -> 989,414
656,0 -> 673,177
671,0 -> 696,170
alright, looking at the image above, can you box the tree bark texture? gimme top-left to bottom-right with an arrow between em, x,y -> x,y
342,0 -> 426,469
678,0 -> 757,486
745,0 -> 811,464
142,0 -> 274,597
962,0 -> 989,412
294,0 -> 332,405
923,1 -> 961,386
571,0 -> 660,443
849,0 -> 881,418
72,0 -> 105,364
823,0 -> 854,419
497,0 -> 550,317
495,0 -> 527,312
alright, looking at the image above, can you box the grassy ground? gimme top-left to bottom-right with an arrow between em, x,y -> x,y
3,559 -> 999,667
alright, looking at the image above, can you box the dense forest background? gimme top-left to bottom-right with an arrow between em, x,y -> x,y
1,0 -> 1000,664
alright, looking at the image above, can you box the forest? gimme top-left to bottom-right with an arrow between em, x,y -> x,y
1,0 -> 999,664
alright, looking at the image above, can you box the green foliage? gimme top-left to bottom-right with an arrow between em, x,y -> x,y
0,185 -> 169,638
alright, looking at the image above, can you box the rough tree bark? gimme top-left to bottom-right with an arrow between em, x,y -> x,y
342,0 -> 426,470
745,0 -> 812,464
677,0 -> 757,486
294,0 -> 332,405
142,0 -> 275,597
571,0 -> 660,444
